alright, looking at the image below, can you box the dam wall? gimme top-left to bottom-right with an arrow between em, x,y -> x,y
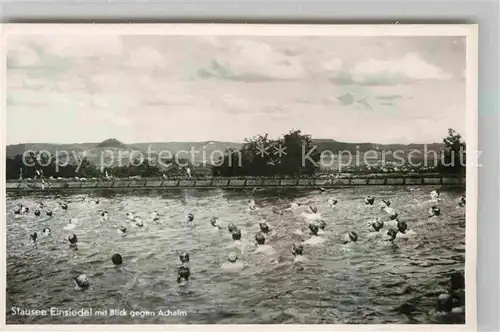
5,176 -> 465,192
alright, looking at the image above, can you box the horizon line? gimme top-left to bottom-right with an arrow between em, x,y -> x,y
5,138 -> 446,147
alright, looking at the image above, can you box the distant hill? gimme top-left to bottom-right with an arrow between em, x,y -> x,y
6,138 -> 445,167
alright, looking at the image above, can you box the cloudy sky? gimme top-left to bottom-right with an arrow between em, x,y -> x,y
6,34 -> 466,145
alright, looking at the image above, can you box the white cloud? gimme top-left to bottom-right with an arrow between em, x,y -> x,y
322,58 -> 343,73
200,39 -> 306,81
350,52 -> 453,84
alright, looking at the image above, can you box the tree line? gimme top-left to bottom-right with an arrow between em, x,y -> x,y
5,128 -> 466,180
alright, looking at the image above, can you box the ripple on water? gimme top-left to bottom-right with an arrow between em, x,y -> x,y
6,186 -> 465,324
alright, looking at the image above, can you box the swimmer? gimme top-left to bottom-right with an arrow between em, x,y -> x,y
42,227 -> 51,236
308,205 -> 318,214
259,222 -> 271,234
117,226 -> 127,235
231,228 -> 242,241
381,199 -> 391,208
316,220 -> 327,235
437,272 -> 465,314
60,202 -> 68,211
125,212 -> 135,221
30,232 -> 37,243
38,202 -> 44,209
14,205 -> 22,215
397,220 -> 408,234
327,198 -> 338,207
68,234 -> 78,244
74,274 -> 90,290
101,211 -> 109,221
63,218 -> 77,230
177,266 -> 190,284
248,199 -> 257,211
253,232 -> 275,254
227,223 -> 238,234
458,196 -> 466,207
369,218 -> 384,232
179,252 -> 190,264
342,231 -> 358,244
210,217 -> 223,230
292,244 -> 307,263
385,229 -> 398,243
150,211 -> 160,221
365,196 -> 375,205
382,206 -> 398,220
186,213 -> 194,222
221,252 -> 244,272
34,210 -> 41,217
46,210 -> 53,217
430,190 -> 440,201
133,217 -> 144,228
112,254 -> 123,266
429,205 -> 441,217
303,224 -> 325,245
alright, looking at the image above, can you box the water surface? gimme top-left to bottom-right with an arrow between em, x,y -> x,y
6,186 -> 466,324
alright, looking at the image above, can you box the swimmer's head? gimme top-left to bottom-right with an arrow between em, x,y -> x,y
118,226 -> 127,233
228,223 -> 237,233
430,206 -> 441,216
231,228 -> 242,241
317,220 -> 326,230
386,229 -> 397,241
30,232 -> 37,242
259,222 -> 270,234
94,199 -> 100,204
255,232 -> 265,245
68,234 -> 78,244
74,274 -> 90,289
46,210 -> 53,217
210,217 -> 219,227
308,223 -> 319,236
450,272 -> 465,291
292,244 -> 304,256
348,231 -> 358,242
187,213 -> 194,222
38,202 -> 44,209
34,210 -> 41,217
101,211 -> 108,217
372,218 -> 384,232
365,196 -> 375,205
177,266 -> 190,283
227,252 -> 238,263
309,205 -> 318,214
42,228 -> 51,236
179,252 -> 190,263
382,199 -> 391,207
397,220 -> 408,234
111,253 -> 123,266
61,203 -> 68,210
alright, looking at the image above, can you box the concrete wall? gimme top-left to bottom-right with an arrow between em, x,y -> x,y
5,176 -> 465,192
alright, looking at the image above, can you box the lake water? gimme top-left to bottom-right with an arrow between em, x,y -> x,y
6,186 -> 466,324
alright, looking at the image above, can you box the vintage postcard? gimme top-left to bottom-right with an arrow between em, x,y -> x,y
1,24 -> 477,331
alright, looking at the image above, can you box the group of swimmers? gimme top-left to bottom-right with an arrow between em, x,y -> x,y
11,188 -> 466,317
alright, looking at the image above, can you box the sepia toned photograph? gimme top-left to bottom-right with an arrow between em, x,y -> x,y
2,24 -> 477,327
